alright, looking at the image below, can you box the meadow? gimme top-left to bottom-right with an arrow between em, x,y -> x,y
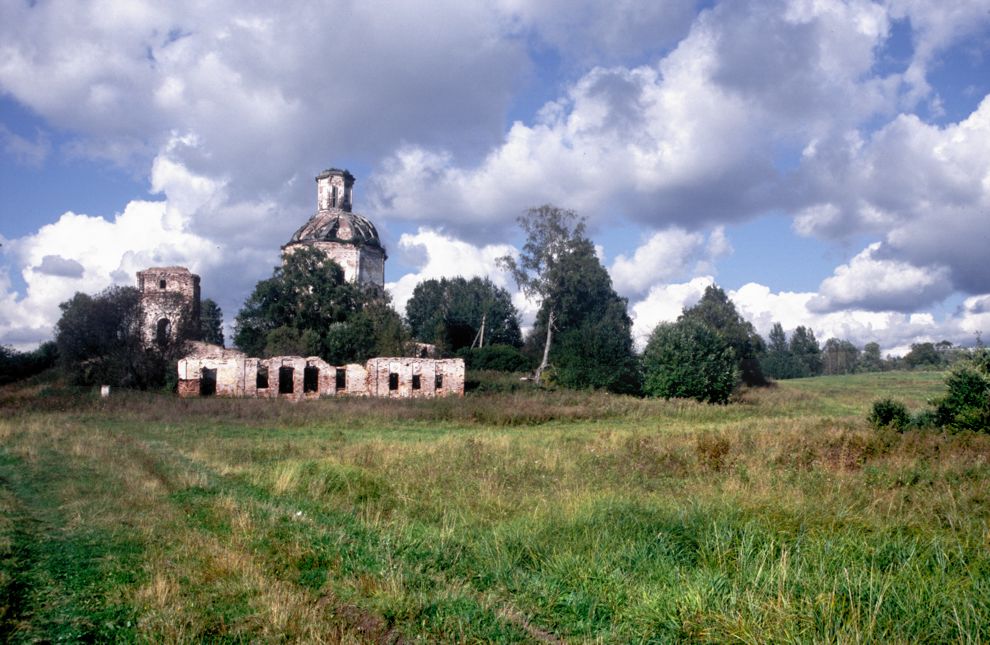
1,370 -> 988,643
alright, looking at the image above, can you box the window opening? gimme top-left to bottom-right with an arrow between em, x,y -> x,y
256,366 -> 269,389
335,367 -> 346,390
412,374 -> 421,390
156,318 -> 171,346
200,368 -> 217,396
388,372 -> 399,391
304,365 -> 319,393
159,279 -> 166,289
435,374 -> 443,390
278,366 -> 295,394
331,185 -> 338,208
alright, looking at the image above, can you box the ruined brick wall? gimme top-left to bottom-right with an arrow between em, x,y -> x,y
177,354 -> 463,400
365,358 -> 465,399
137,266 -> 200,346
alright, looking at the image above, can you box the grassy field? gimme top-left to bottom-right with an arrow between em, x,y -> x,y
1,370 -> 988,642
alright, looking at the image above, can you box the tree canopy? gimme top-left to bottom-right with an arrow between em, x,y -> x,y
789,326 -> 823,377
199,298 -> 225,346
680,285 -> 767,386
500,205 -> 638,392
642,318 -> 738,404
406,276 -> 521,352
55,285 -> 188,388
234,247 -> 406,362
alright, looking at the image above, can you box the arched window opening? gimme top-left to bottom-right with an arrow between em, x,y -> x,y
159,279 -> 166,289
388,372 -> 399,391
156,318 -> 171,346
256,366 -> 269,389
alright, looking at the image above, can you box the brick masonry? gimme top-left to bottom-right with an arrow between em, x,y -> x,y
137,266 -> 200,346
177,344 -> 464,400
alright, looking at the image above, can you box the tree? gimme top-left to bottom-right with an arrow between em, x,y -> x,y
789,326 -> 823,377
642,319 -> 738,404
406,276 -> 521,352
54,285 -> 190,388
234,247 -> 405,362
498,205 -> 588,384
680,285 -> 767,386
860,342 -> 883,372
199,298 -> 225,346
822,338 -> 860,375
904,342 -> 941,369
761,322 -> 800,379
500,206 -> 638,392
0,342 -> 58,386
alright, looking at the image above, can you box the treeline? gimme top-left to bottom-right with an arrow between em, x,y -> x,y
762,324 -> 972,379
0,342 -> 58,386
3,203 -> 980,404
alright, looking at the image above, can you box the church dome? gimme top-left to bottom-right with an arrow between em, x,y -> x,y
286,209 -> 383,249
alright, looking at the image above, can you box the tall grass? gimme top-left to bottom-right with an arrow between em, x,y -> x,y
2,370 -> 987,642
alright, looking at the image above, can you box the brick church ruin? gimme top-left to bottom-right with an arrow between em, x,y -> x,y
140,167 -> 463,400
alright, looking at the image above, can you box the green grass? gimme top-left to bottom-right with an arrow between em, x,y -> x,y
1,370 -> 987,642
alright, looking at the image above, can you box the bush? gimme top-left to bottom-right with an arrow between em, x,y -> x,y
933,364 -> 990,431
457,345 -> 531,372
641,319 -> 737,404
868,398 -> 910,431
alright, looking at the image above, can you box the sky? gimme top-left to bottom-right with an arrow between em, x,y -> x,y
1,0 -> 989,356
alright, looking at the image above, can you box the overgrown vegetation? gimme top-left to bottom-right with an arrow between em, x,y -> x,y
3,370 -> 987,642
499,205 -> 639,392
0,343 -> 57,386
234,246 -> 406,363
869,349 -> 990,433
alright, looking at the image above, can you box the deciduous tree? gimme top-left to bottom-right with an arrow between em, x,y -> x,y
406,276 -> 521,352
642,319 -> 737,404
680,285 -> 767,386
234,247 -> 400,361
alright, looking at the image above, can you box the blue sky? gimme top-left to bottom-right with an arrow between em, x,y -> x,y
1,0 -> 989,353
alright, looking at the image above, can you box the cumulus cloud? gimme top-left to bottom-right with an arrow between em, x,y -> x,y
609,226 -> 730,298
809,242 -> 953,313
0,197 -> 218,348
367,0 -> 908,240
496,0 -> 698,65
384,228 -> 519,317
35,255 -> 85,278
796,96 -> 990,296
628,276 -> 714,349
0,0 -> 528,196
887,0 -> 990,108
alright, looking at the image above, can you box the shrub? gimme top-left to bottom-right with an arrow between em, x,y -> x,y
457,345 -> 531,372
933,365 -> 990,431
868,398 -> 910,431
642,319 -> 737,404
923,349 -> 990,432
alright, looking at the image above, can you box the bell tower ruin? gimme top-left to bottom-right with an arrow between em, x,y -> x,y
137,266 -> 201,347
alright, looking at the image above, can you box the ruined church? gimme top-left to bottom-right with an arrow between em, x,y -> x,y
282,168 -> 387,289
139,167 -> 463,400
